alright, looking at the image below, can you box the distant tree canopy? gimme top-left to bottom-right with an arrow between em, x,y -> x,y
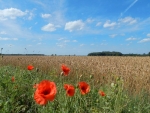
88,51 -> 150,56
88,51 -> 123,56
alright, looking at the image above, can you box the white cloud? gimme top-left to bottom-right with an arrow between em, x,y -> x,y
0,37 -> 8,40
65,20 -> 84,32
56,39 -> 70,48
28,12 -> 34,20
0,18 -> 35,39
37,43 -> 42,45
147,33 -> 150,37
41,13 -> 51,18
0,31 -> 6,34
100,43 -> 107,45
58,38 -> 64,41
118,17 -> 137,25
109,34 -> 117,38
0,37 -> 18,40
80,44 -> 85,46
73,40 -> 77,42
96,22 -> 102,26
41,23 -> 56,32
56,43 -> 66,48
103,20 -> 116,28
0,8 -> 26,20
64,40 -> 70,42
126,37 -> 137,41
86,18 -> 94,23
138,38 -> 150,43
13,38 -> 18,40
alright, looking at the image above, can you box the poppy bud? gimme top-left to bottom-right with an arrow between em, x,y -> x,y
90,75 -> 93,79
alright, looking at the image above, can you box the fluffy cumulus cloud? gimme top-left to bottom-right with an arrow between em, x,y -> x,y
126,37 -> 137,41
41,13 -> 51,18
138,38 -> 150,43
0,8 -> 26,20
103,20 -> 116,28
41,23 -> 56,32
65,20 -> 84,32
118,17 -> 137,25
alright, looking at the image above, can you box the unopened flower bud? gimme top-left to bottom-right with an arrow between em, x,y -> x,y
96,80 -> 100,83
79,74 -> 83,78
36,68 -> 39,72
60,72 -> 64,76
90,75 -> 94,79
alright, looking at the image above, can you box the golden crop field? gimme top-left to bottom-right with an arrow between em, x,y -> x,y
0,56 -> 150,94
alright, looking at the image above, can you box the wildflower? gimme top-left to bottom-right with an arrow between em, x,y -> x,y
64,84 -> 75,97
11,76 -> 15,82
78,81 -> 90,95
111,83 -> 115,88
99,90 -> 106,96
27,65 -> 34,70
34,80 -> 57,106
61,64 -> 70,76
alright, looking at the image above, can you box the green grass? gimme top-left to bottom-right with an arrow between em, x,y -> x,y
0,66 -> 150,113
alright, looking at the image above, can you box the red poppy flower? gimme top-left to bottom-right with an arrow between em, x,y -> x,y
99,90 -> 106,96
64,84 -> 75,97
61,64 -> 70,76
78,81 -> 90,95
27,65 -> 34,70
34,80 -> 57,105
11,76 -> 15,82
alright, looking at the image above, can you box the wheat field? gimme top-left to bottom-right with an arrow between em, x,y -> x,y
0,56 -> 150,94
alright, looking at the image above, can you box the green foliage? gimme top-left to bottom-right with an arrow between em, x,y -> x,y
88,51 -> 123,56
88,51 -> 150,56
0,66 -> 38,113
0,66 -> 150,113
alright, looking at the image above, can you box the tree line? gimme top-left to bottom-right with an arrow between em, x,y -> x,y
87,51 -> 150,56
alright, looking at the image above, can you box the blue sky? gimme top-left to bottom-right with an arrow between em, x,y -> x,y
0,0 -> 150,55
